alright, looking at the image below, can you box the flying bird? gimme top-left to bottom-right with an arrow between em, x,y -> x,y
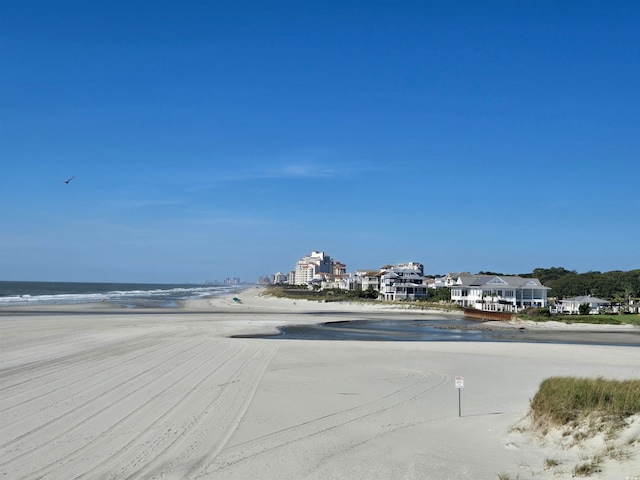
60,176 -> 75,184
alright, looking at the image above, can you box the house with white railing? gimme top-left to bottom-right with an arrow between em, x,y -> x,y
354,263 -> 428,301
379,269 -> 428,301
556,295 -> 610,314
449,274 -> 549,312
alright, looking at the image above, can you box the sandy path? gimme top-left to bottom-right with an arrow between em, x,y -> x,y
1,290 -> 639,479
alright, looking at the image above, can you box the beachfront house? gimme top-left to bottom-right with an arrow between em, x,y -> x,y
556,295 -> 610,315
355,263 -> 428,301
426,277 -> 447,289
338,275 -> 359,291
379,269 -> 428,301
319,272 -> 350,290
449,274 -> 549,312
445,272 -> 474,287
360,270 -> 383,292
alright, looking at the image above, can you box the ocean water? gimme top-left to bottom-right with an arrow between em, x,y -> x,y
0,281 -> 244,308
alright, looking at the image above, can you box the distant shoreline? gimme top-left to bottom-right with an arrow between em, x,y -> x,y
3,285 -> 638,345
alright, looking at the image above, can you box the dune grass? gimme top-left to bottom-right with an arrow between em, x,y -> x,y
525,377 -> 640,477
517,311 -> 640,326
554,314 -> 640,326
263,285 -> 462,310
530,377 -> 640,427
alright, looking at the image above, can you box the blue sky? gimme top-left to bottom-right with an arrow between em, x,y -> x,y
1,1 -> 638,283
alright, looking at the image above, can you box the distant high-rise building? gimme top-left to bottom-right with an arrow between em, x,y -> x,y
291,250 -> 345,285
272,272 -> 289,284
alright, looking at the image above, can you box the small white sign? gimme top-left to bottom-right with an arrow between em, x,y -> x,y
455,376 -> 464,388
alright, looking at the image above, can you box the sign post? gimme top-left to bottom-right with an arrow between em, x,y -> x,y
455,376 -> 464,417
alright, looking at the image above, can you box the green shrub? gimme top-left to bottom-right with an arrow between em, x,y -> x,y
579,302 -> 591,315
521,306 -> 551,317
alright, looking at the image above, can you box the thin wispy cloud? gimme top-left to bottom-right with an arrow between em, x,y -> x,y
171,211 -> 277,227
126,200 -> 187,208
278,163 -> 337,178
185,157 -> 353,194
219,162 -> 340,182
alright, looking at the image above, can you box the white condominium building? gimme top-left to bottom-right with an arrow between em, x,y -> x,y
292,251 -> 345,286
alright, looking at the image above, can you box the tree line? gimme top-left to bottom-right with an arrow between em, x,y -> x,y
526,267 -> 640,302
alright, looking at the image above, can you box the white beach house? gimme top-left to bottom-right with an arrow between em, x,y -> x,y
449,274 -> 549,312
556,295 -> 610,314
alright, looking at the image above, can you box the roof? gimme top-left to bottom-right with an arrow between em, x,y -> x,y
561,295 -> 610,304
447,272 -> 472,278
456,275 -> 549,289
361,271 -> 383,277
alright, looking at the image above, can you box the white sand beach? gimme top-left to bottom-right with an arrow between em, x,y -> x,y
1,286 -> 639,479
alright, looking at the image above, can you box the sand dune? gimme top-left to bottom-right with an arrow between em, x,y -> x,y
1,287 -> 638,479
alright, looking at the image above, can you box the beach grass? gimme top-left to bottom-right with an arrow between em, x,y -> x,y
530,377 -> 640,427
518,312 -> 640,326
555,314 -> 640,326
263,285 -> 462,311
264,285 -> 365,302
528,377 -> 640,476
572,455 -> 603,476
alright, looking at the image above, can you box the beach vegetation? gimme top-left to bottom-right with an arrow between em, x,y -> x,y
516,311 -> 640,326
425,286 -> 451,302
543,457 -> 560,470
519,306 -> 551,318
360,286 -> 380,299
603,442 -> 632,461
263,285 -> 460,310
572,454 -> 603,476
578,302 -> 591,315
526,377 -> 640,477
530,377 -> 640,427
264,285 -> 379,302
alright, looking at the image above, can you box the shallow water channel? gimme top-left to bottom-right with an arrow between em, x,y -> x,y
236,318 -> 640,346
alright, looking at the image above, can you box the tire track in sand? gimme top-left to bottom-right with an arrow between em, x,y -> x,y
199,368 -> 449,478
0,334 -> 165,393
0,336 -> 213,471
10,339 -> 232,480
179,343 -> 279,480
66,341 -> 252,480
107,342 -> 278,480
0,335 -> 192,422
